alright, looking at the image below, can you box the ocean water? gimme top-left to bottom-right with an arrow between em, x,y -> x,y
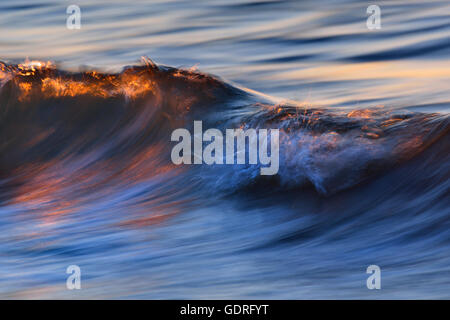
0,0 -> 449,299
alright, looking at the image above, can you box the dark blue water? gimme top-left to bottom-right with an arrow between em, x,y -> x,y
0,0 -> 449,298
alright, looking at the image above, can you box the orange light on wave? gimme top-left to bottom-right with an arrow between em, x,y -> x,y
347,109 -> 376,119
4,60 -> 159,101
9,141 -> 185,229
24,73 -> 156,100
18,82 -> 32,95
17,60 -> 54,75
381,118 -> 404,127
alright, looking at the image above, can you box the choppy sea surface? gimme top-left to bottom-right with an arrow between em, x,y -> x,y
0,0 -> 449,298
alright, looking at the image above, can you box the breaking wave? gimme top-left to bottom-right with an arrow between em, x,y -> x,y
0,59 -> 447,197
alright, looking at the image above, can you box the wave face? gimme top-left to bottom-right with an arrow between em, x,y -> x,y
0,61 -> 449,299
